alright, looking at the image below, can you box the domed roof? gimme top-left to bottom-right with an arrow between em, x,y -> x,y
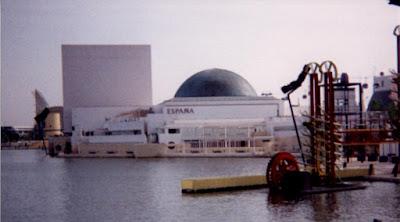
174,68 -> 257,97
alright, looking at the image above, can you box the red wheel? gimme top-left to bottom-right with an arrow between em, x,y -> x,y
266,152 -> 300,190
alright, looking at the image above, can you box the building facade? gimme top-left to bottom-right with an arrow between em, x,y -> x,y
68,68 -> 299,157
62,45 -> 152,134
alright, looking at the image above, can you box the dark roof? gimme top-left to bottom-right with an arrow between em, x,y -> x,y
174,68 -> 257,97
367,90 -> 395,111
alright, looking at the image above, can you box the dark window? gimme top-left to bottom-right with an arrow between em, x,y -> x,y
133,130 -> 141,135
168,128 -> 180,134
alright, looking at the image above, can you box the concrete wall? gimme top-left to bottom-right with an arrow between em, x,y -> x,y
77,143 -> 165,157
162,97 -> 284,119
71,107 -> 145,132
162,104 -> 279,120
86,135 -> 147,144
62,45 -> 152,133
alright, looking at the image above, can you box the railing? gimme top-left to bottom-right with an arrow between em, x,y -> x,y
163,143 -> 273,155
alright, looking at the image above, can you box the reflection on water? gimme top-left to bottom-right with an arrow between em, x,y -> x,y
2,150 -> 400,222
267,190 -> 302,205
309,193 -> 339,222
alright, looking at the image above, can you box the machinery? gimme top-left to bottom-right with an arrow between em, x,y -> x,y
266,61 -> 342,190
266,60 -> 396,191
267,24 -> 400,190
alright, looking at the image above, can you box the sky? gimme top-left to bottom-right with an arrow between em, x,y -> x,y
1,0 -> 399,127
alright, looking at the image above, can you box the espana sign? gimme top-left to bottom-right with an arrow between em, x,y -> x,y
167,107 -> 194,114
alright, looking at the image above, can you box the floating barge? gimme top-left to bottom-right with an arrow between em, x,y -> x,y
181,168 -> 370,193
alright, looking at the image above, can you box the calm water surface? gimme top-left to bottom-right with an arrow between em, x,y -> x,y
2,150 -> 400,222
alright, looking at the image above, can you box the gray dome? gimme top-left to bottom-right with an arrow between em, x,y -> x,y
174,68 -> 257,97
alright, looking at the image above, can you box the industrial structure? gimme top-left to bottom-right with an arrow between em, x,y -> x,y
266,60 -> 397,191
265,23 -> 400,191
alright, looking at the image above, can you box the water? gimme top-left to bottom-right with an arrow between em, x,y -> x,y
2,150 -> 400,222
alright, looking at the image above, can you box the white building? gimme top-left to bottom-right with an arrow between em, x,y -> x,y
62,45 -> 152,134
373,72 -> 396,92
69,68 -> 300,157
368,72 -> 399,156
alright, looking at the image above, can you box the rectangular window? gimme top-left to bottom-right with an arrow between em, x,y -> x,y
185,140 -> 200,148
168,128 -> 180,134
133,130 -> 141,135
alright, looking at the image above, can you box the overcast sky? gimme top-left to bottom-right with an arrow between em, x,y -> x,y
1,0 -> 399,127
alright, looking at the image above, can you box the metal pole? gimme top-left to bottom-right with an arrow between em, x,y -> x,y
345,84 -> 349,129
394,25 -> 400,157
359,83 -> 363,126
324,73 -> 330,178
310,74 -> 316,167
287,91 -> 306,166
397,29 -> 400,157
315,75 -> 322,171
396,27 -> 400,73
327,72 -> 336,182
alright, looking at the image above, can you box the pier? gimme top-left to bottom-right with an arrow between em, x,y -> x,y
182,163 -> 400,193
